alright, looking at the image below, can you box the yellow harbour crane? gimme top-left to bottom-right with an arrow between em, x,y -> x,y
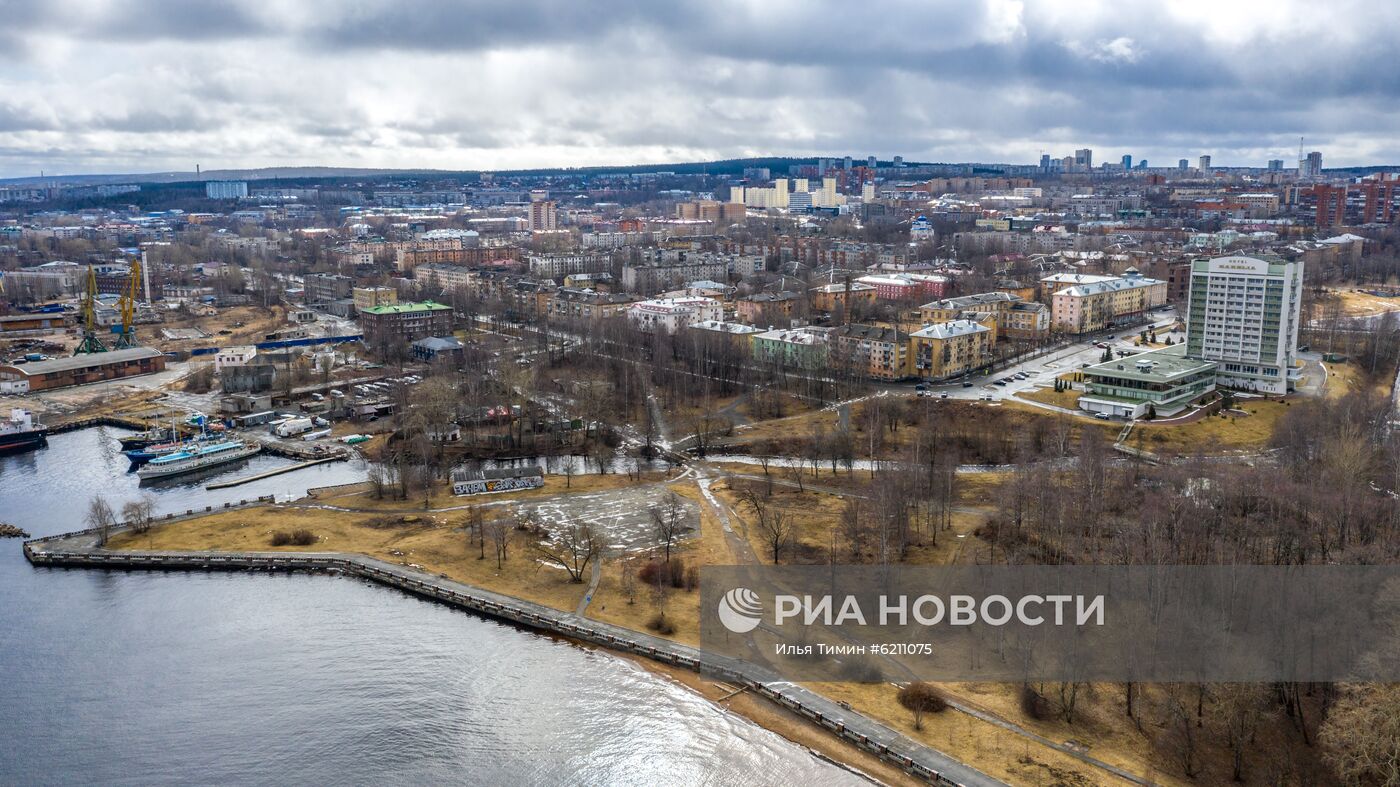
74,264 -> 109,355
113,257 -> 141,349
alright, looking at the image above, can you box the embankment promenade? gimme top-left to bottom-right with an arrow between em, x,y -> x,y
24,508 -> 1001,787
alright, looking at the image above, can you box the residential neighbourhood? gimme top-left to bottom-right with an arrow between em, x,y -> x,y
6,3 -> 1400,785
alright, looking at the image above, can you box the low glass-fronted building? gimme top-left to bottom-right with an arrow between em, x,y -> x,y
1078,345 -> 1217,419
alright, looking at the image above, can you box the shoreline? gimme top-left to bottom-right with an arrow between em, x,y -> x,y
617,650 -> 914,786
23,530 -> 993,787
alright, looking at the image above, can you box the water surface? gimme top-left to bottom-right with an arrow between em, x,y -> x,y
0,428 -> 862,785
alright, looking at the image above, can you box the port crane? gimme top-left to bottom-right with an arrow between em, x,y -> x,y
73,264 -> 108,355
113,257 -> 141,349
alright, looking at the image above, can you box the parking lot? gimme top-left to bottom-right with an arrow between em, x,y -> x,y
884,307 -> 1181,411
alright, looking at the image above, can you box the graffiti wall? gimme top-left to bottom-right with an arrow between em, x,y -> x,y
452,475 -> 544,496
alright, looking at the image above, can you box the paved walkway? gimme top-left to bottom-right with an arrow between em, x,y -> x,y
575,556 -> 602,616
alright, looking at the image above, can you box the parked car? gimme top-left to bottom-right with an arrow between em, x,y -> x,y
1094,412 -> 1110,420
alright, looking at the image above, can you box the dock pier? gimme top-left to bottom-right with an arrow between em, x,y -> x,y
206,455 -> 344,490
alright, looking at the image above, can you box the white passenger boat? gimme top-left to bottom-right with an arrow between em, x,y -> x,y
136,440 -> 261,481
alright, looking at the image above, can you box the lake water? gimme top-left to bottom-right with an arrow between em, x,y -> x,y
0,428 -> 862,785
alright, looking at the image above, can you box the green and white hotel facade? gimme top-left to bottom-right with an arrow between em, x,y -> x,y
1185,255 -> 1303,395
1076,254 -> 1304,418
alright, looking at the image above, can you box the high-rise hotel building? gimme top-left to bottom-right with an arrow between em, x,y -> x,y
1185,255 -> 1303,395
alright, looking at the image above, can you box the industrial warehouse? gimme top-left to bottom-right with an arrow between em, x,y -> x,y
0,347 -> 166,392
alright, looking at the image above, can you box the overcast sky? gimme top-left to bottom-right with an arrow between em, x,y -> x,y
1,0 -> 1397,178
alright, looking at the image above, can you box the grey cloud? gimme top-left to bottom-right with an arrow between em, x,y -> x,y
0,101 -> 58,133
0,0 -> 1399,176
304,0 -> 690,52
0,0 -> 270,43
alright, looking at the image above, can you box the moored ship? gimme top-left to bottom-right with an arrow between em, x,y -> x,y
136,440 -> 261,481
0,409 -> 47,455
116,427 -> 175,451
124,432 -> 220,467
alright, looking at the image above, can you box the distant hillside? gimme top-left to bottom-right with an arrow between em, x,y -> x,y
0,167 -> 458,187
4,157 -> 1396,189
0,157 -> 939,188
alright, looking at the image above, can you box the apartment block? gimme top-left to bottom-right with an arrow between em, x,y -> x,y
830,324 -> 910,380
545,288 -> 636,323
675,200 -> 747,222
736,291 -> 802,325
360,301 -> 454,347
751,327 -> 830,370
353,286 -> 397,312
304,273 -> 353,304
527,253 -> 612,280
810,281 -> 878,313
626,297 -> 723,333
909,319 -> 993,380
621,253 -> 729,293
918,292 -> 1020,324
1049,271 -> 1167,334
1001,301 -> 1051,342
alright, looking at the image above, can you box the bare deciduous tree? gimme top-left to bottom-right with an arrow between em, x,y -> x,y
121,494 -> 156,534
1322,683 -> 1400,786
533,521 -> 601,583
620,558 -> 639,605
484,517 -> 510,570
650,491 -> 687,566
897,682 -> 949,730
465,506 -> 485,560
1213,683 -> 1271,782
86,495 -> 116,547
757,507 -> 793,565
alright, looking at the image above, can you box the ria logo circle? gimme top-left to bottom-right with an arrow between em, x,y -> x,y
717,587 -> 763,633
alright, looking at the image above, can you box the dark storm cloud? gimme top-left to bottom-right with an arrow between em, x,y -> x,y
0,0 -> 1397,175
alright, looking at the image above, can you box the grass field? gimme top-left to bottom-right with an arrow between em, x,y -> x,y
727,404 -> 844,445
1335,288 -> 1400,318
107,505 -> 601,614
1321,359 -> 1391,400
1133,398 -> 1289,454
1014,386 -> 1083,409
812,681 -> 1123,787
